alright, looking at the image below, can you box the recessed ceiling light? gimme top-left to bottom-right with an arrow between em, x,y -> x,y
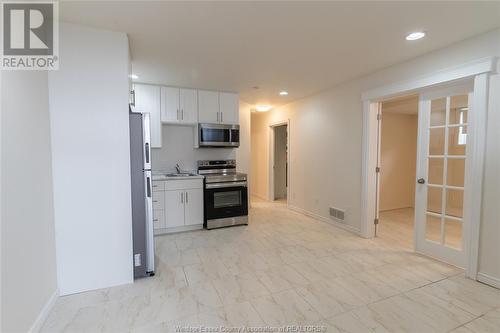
255,105 -> 272,112
129,74 -> 139,80
405,31 -> 426,41
279,91 -> 289,96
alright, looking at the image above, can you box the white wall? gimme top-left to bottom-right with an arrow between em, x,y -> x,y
479,65 -> 500,285
236,101 -> 252,177
152,125 -> 236,172
48,23 -> 133,295
1,71 -> 58,332
251,29 -> 500,283
250,112 -> 270,200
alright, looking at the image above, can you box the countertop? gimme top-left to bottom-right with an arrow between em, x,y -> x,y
152,171 -> 204,181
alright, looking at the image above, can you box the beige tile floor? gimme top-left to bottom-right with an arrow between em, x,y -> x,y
41,200 -> 500,332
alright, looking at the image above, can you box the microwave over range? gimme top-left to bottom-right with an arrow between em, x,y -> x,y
198,123 -> 240,148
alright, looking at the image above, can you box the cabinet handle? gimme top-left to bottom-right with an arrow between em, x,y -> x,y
185,191 -> 188,203
177,109 -> 179,120
182,109 -> 184,120
216,112 -> 219,122
180,192 -> 183,203
221,112 -> 223,123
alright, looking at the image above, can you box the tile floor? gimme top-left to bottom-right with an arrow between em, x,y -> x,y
378,207 -> 463,251
41,200 -> 500,332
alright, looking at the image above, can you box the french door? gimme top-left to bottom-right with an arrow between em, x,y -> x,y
415,85 -> 472,267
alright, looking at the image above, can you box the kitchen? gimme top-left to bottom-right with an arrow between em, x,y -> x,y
130,83 -> 249,278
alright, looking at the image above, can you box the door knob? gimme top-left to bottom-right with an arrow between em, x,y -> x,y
417,178 -> 426,184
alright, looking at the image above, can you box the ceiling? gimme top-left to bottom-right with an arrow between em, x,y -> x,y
59,1 -> 500,108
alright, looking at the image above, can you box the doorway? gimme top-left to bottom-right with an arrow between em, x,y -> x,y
377,95 -> 419,250
361,58 -> 493,277
373,83 -> 474,268
270,122 -> 289,203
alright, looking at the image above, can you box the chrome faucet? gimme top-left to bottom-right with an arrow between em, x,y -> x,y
175,163 -> 181,174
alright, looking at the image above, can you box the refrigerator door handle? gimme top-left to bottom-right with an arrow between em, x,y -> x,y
142,113 -> 152,170
130,90 -> 136,106
146,176 -> 151,198
145,143 -> 150,164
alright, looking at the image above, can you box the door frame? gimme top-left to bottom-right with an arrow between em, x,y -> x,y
269,119 -> 290,204
360,57 -> 495,279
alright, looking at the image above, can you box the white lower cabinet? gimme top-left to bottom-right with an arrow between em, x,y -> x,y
164,190 -> 185,228
152,178 -> 203,233
184,189 -> 204,226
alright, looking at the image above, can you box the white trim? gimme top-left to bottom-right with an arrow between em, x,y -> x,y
154,224 -> 203,235
268,119 -> 290,205
360,101 -> 380,238
362,57 -> 496,101
477,273 -> 500,289
29,289 -> 59,333
465,74 -> 489,279
360,57 -> 495,274
288,204 -> 360,235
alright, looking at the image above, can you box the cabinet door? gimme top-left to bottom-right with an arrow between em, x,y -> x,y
134,84 -> 162,148
184,189 -> 204,226
219,92 -> 239,124
161,86 -> 180,123
180,88 -> 198,124
164,190 -> 185,228
198,90 -> 219,123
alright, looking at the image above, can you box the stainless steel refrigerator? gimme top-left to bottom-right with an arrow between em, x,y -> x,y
129,106 -> 155,278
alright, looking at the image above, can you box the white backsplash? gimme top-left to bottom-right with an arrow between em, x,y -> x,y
151,124 -> 236,172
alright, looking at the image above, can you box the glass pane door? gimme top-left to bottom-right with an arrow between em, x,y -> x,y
416,89 -> 471,267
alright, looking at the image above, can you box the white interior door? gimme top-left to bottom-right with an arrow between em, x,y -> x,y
415,85 -> 472,267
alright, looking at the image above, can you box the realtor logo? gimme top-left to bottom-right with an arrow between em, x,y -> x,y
1,1 -> 58,69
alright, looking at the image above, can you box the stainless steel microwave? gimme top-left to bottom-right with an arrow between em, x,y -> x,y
198,123 -> 240,148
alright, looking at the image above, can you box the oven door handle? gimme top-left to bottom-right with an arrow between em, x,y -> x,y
205,182 -> 247,189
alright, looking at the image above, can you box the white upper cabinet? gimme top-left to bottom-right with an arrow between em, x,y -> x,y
219,92 -> 239,124
134,84 -> 162,148
199,90 -> 239,124
180,88 -> 198,123
161,86 -> 180,123
161,87 -> 198,124
198,90 -> 219,123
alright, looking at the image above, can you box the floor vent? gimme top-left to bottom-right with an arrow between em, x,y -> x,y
330,207 -> 346,222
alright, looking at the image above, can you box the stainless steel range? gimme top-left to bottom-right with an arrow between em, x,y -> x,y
198,160 -> 248,229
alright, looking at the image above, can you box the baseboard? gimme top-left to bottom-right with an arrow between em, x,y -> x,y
29,288 -> 59,333
477,272 -> 500,289
288,204 -> 360,235
154,224 -> 203,235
